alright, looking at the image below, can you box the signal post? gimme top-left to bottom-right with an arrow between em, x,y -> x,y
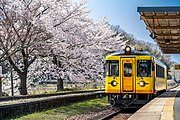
174,64 -> 180,81
0,66 -> 2,97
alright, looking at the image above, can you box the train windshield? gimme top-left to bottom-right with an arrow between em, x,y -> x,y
137,60 -> 151,77
106,60 -> 119,76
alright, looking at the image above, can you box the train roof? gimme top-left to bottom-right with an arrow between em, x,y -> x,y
106,50 -> 167,68
108,50 -> 152,56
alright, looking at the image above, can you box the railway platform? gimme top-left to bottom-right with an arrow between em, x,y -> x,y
128,86 -> 180,120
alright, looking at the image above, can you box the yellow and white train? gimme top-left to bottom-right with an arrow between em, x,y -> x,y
105,46 -> 167,108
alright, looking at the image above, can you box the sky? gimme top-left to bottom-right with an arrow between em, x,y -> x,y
74,0 -> 180,64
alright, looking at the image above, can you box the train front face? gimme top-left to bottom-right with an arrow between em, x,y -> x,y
105,46 -> 155,108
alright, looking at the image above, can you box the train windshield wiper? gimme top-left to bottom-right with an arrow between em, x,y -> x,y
138,69 -> 143,79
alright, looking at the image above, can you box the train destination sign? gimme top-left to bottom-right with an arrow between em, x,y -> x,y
175,64 -> 180,70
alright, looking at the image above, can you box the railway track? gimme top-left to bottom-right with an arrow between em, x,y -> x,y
0,90 -> 105,119
100,108 -> 137,120
101,107 -> 122,120
0,89 -> 104,102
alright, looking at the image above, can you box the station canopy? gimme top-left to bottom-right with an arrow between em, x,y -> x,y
138,7 -> 180,54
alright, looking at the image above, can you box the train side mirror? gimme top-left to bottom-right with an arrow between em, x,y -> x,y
152,62 -> 155,71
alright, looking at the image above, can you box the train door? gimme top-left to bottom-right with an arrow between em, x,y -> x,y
121,58 -> 135,93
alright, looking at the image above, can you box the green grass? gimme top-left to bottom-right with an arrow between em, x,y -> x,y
14,97 -> 108,120
29,84 -> 105,95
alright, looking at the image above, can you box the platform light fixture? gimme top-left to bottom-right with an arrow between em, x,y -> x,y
149,32 -> 157,39
165,39 -> 170,44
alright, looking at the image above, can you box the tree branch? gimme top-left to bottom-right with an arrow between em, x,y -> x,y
8,56 -> 22,74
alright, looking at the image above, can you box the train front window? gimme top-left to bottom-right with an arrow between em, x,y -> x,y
137,60 -> 151,77
106,60 -> 119,76
124,63 -> 132,77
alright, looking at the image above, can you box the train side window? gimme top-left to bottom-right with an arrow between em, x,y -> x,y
105,62 -> 109,76
156,64 -> 164,78
137,60 -> 151,77
124,63 -> 132,77
106,60 -> 119,76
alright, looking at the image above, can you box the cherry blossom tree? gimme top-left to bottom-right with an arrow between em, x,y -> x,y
41,17 -> 125,91
0,0 -> 52,95
0,0 -> 94,94
27,7 -> 126,91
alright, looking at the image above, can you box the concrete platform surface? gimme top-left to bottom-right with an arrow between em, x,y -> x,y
128,86 -> 180,120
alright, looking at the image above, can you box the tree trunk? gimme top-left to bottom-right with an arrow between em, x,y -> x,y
19,73 -> 27,95
57,77 -> 64,91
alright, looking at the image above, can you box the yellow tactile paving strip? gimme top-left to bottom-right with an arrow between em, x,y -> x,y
160,91 -> 178,120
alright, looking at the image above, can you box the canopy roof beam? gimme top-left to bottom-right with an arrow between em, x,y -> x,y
141,16 -> 180,20
148,26 -> 180,30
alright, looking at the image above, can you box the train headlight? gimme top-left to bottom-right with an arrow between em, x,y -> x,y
139,81 -> 146,87
111,80 -> 117,87
125,46 -> 131,54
